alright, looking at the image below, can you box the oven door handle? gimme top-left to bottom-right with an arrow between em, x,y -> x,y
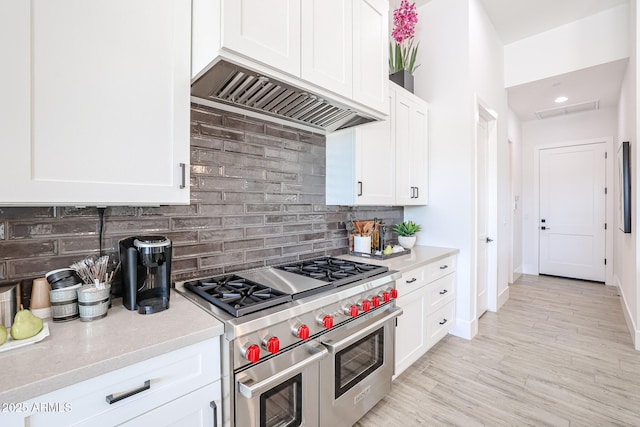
321,307 -> 403,354
237,345 -> 328,398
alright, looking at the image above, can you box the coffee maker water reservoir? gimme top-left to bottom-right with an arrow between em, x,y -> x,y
119,236 -> 172,314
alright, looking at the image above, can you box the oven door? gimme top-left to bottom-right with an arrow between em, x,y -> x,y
235,342 -> 327,427
318,306 -> 402,427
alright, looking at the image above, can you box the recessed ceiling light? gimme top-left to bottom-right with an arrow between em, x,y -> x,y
555,96 -> 568,103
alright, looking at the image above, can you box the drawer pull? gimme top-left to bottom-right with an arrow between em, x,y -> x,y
106,380 -> 151,405
406,278 -> 417,284
439,318 -> 448,325
210,400 -> 218,427
439,289 -> 448,295
439,265 -> 449,270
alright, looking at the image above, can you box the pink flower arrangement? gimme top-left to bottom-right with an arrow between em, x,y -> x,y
390,0 -> 420,74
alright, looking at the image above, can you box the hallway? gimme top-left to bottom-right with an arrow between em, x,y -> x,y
357,274 -> 640,426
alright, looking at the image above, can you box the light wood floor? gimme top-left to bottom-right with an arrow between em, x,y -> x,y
356,274 -> 640,426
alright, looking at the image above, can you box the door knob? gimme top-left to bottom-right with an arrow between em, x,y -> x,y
486,237 -> 493,243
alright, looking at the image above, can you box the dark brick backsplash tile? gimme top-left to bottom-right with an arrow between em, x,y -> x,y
199,204 -> 245,216
224,116 -> 266,134
265,215 -> 297,224
191,164 -> 223,176
246,204 -> 282,213
200,228 -> 244,242
223,215 -> 264,227
244,133 -> 283,148
224,166 -> 267,180
0,105 -> 401,283
246,225 -> 284,237
190,190 -> 223,203
173,242 -> 223,258
9,220 -> 97,240
266,171 -> 298,182
224,140 -> 265,157
246,247 -> 282,261
0,207 -> 54,219
224,238 -> 264,251
172,217 -> 222,230
0,240 -> 57,259
266,125 -> 299,141
223,192 -> 264,203
198,177 -> 246,192
199,123 -> 244,141
282,243 -> 313,255
265,235 -> 298,247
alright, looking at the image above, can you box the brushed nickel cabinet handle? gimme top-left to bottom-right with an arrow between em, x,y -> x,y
106,380 -> 150,404
439,265 -> 448,270
439,318 -> 448,325
357,181 -> 363,196
439,289 -> 448,295
406,278 -> 417,284
210,400 -> 218,427
179,162 -> 186,189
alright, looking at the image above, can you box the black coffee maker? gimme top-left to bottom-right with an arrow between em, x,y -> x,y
119,236 -> 172,314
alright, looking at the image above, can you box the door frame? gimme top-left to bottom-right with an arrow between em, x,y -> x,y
473,96 -> 498,319
533,137 -> 614,285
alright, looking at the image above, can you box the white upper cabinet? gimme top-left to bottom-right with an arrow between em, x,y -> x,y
394,84 -> 428,205
0,0 -> 191,206
325,92 -> 395,206
352,0 -> 389,114
301,0 -> 353,97
222,0 -> 301,76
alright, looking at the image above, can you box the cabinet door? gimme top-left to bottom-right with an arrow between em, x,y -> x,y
394,90 -> 414,205
222,0 -> 300,76
354,96 -> 394,205
0,0 -> 191,206
352,0 -> 388,114
410,100 -> 429,204
301,0 -> 352,97
394,287 -> 428,378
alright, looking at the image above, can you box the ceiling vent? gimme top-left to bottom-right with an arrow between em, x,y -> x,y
535,100 -> 600,120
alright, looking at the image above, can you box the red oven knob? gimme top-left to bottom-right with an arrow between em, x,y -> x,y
371,296 -> 381,308
322,315 -> 333,329
345,305 -> 359,317
244,344 -> 260,363
391,289 -> 399,299
295,325 -> 310,340
265,336 -> 280,354
360,300 -> 371,312
382,291 -> 391,303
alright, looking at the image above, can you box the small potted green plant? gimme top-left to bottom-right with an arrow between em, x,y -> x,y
392,220 -> 421,249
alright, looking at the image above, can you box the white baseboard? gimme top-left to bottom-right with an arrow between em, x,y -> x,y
497,286 -> 509,310
616,275 -> 640,350
450,317 -> 477,340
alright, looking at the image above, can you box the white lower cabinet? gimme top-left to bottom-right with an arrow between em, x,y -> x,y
394,257 -> 456,378
12,338 -> 221,427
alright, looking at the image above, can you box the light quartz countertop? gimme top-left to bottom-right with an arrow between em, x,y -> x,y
0,290 -> 224,404
339,245 -> 459,272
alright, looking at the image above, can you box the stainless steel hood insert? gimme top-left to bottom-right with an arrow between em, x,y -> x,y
191,60 -> 375,132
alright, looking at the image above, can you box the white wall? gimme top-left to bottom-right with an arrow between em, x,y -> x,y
520,107 -> 618,276
504,3 -> 630,88
615,0 -> 638,349
405,0 -> 508,339
508,109 -> 523,282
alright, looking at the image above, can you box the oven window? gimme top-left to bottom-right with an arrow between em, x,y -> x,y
260,373 -> 302,427
335,328 -> 384,398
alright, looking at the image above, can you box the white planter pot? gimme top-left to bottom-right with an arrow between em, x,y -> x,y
397,235 -> 416,249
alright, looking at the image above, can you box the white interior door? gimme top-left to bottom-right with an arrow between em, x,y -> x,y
539,143 -> 606,282
476,115 -> 489,317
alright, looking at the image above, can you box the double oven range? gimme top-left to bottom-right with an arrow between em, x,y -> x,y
175,257 -> 402,427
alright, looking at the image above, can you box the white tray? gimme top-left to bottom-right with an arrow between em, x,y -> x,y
0,323 -> 50,353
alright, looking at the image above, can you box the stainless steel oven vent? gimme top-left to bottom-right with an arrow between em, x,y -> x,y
191,60 -> 375,132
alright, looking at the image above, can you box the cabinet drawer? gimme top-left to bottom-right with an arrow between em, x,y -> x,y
426,302 -> 455,349
25,338 -> 220,427
427,274 -> 455,311
426,255 -> 456,283
396,265 -> 427,296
